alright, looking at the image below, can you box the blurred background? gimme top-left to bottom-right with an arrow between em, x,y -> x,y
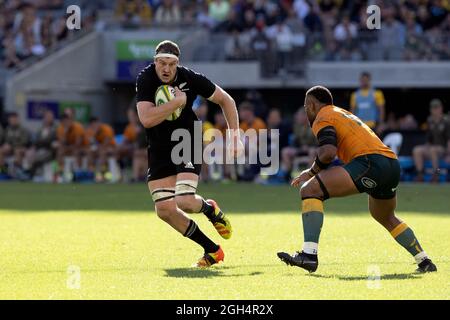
0,0 -> 449,185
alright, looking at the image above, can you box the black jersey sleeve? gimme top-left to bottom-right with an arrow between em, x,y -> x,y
136,71 -> 155,103
188,69 -> 216,99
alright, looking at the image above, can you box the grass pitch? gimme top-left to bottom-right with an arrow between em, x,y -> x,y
0,182 -> 449,300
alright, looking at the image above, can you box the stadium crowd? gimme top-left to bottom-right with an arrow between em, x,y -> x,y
113,0 -> 450,69
0,0 -> 100,69
3,1 -> 449,70
1,78 -> 449,184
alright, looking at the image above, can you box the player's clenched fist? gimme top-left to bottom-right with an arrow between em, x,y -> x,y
173,86 -> 187,108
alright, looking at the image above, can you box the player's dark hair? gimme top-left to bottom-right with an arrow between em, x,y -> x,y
306,86 -> 333,106
155,40 -> 180,58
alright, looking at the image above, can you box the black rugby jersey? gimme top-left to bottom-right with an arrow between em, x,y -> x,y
136,64 -> 216,149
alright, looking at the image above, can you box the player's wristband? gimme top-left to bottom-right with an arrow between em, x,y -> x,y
309,167 -> 319,176
315,155 -> 331,170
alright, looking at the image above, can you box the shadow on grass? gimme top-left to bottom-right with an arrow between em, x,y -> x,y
164,267 -> 264,278
309,273 -> 423,281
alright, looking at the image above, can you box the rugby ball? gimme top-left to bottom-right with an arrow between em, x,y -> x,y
155,85 -> 182,121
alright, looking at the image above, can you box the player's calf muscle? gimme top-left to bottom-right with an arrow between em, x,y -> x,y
175,195 -> 200,213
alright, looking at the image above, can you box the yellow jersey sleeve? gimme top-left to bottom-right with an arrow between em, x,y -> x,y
350,92 -> 356,110
374,90 -> 385,106
312,110 -> 336,137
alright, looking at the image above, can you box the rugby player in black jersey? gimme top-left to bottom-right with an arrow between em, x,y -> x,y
136,40 -> 243,267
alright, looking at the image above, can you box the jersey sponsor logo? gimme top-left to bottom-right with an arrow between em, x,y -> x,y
184,161 -> 194,169
361,177 -> 377,189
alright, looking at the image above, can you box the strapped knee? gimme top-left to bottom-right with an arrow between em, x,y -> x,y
151,188 -> 175,203
175,180 -> 198,197
301,175 -> 330,201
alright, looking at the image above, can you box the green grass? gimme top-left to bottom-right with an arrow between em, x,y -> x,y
0,182 -> 449,300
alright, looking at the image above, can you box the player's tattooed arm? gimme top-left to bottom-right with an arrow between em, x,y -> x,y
136,87 -> 186,128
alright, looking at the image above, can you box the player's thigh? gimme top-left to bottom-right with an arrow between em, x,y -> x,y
175,172 -> 200,205
148,175 -> 177,213
368,195 -> 399,230
369,195 -> 396,217
310,166 -> 359,198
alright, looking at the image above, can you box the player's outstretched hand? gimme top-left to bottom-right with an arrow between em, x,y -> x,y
291,169 -> 314,188
173,87 -> 187,108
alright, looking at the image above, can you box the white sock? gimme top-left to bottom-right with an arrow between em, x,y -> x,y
302,242 -> 318,255
414,251 -> 428,264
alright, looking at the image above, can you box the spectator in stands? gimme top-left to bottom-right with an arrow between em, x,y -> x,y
119,108 -> 140,166
398,114 -> 419,130
285,8 -> 306,69
209,0 -> 231,28
244,89 -> 268,120
266,18 -> 294,73
85,117 -> 118,182
280,107 -> 317,181
53,15 -> 69,42
132,122 -> 148,182
40,14 -> 53,50
194,98 -> 214,144
154,0 -> 181,26
350,71 -> 386,133
211,111 -> 229,181
238,101 -> 266,182
2,31 -> 23,68
26,109 -> 57,178
403,11 -> 425,61
303,2 -> 323,32
119,108 -> 146,182
56,109 -> 87,179
379,6 -> 406,60
115,0 -> 152,28
413,99 -> 450,183
239,101 -> 267,133
266,108 -> 291,151
214,111 -> 227,138
0,112 -> 30,176
333,13 -> 357,45
293,0 -> 310,21
14,2 -> 46,57
194,99 -> 214,181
